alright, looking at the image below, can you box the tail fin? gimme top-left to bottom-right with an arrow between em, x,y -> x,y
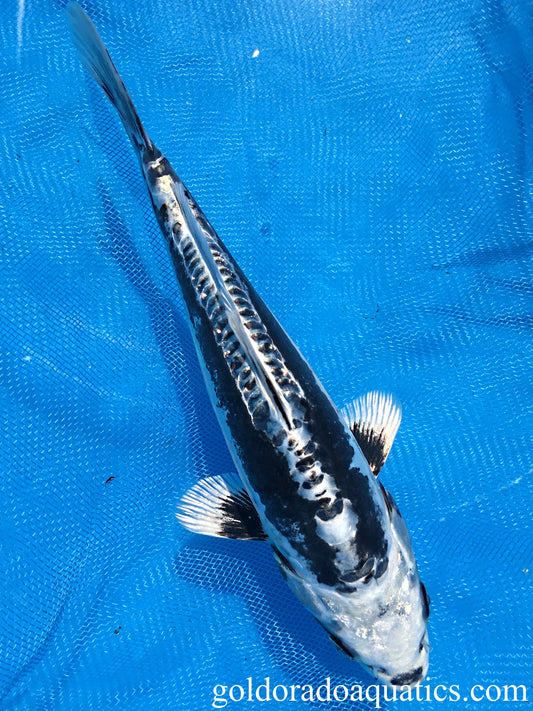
67,3 -> 153,154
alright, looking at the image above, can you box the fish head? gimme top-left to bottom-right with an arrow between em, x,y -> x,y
326,551 -> 430,688
369,629 -> 430,688
327,486 -> 431,687
280,529 -> 431,688
280,478 -> 430,689
361,578 -> 430,688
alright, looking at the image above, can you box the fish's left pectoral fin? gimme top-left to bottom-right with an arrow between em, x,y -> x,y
341,391 -> 402,476
176,474 -> 267,541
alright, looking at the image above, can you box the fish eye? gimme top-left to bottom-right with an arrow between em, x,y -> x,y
419,631 -> 430,654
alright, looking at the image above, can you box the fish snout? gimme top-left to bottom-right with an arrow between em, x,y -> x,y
371,634 -> 430,688
389,665 -> 425,687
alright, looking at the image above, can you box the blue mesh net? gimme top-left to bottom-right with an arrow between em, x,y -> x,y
1,0 -> 532,709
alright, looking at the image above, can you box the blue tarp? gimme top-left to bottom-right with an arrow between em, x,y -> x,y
1,0 -> 531,709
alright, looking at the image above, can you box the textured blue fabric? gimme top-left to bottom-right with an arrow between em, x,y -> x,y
1,0 -> 532,709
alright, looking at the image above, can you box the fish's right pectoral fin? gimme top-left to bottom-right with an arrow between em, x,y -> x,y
176,474 -> 267,541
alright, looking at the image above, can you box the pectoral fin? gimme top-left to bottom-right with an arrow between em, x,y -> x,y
176,474 -> 267,540
342,391 -> 402,476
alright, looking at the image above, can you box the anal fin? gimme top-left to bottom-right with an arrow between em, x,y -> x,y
176,474 -> 267,541
341,391 -> 402,476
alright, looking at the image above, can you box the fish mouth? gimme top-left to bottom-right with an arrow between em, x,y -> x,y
370,647 -> 429,688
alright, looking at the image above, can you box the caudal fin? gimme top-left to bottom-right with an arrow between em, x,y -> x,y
67,3 -> 153,154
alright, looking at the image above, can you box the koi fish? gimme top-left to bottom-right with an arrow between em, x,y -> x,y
68,2 -> 430,686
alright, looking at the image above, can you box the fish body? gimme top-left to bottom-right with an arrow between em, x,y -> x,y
68,3 -> 429,686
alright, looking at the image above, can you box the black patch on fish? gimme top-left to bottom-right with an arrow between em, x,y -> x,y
339,556 -> 375,586
380,482 -> 399,516
374,556 -> 389,579
329,632 -> 357,659
316,498 -> 344,521
315,618 -> 359,659
338,571 -> 360,585
219,490 -> 268,541
420,582 -> 430,620
143,148 -> 168,179
296,456 -> 315,472
390,667 -> 424,686
272,545 -> 297,577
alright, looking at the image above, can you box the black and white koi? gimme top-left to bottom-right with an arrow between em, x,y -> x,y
68,3 -> 430,687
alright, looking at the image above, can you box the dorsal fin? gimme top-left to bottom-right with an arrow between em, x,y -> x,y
342,391 -> 401,476
176,474 -> 267,541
